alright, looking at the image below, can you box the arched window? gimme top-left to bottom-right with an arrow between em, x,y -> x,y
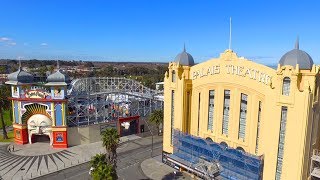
282,77 -> 291,96
236,147 -> 245,152
220,141 -> 228,148
206,137 -> 213,143
172,70 -> 176,82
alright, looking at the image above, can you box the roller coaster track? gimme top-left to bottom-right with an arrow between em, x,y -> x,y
66,77 -> 163,126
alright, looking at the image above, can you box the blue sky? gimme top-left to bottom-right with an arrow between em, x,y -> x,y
0,0 -> 320,65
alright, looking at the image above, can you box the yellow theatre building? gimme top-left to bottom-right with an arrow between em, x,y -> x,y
162,41 -> 320,180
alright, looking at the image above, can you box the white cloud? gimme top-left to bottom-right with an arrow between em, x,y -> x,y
40,43 -> 48,46
8,42 -> 16,46
0,37 -> 11,41
0,37 -> 16,46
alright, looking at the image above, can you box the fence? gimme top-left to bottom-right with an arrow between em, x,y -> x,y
170,130 -> 264,180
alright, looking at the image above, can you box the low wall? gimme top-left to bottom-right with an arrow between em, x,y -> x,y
67,122 -> 117,146
67,117 -> 157,146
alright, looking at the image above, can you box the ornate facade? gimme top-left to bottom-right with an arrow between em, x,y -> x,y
6,63 -> 69,148
163,41 -> 320,179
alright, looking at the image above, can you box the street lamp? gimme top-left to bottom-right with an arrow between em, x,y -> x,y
142,117 -> 154,157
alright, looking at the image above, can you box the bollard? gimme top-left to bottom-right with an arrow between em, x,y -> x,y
31,173 -> 32,178
40,170 -> 41,175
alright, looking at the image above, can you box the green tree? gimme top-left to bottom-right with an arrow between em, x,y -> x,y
91,161 -> 117,180
90,153 -> 107,169
0,66 -> 7,74
158,84 -> 164,91
149,109 -> 164,135
101,128 -> 120,169
38,66 -> 48,76
85,62 -> 94,67
48,65 -> 55,73
90,154 -> 117,180
0,85 -> 11,139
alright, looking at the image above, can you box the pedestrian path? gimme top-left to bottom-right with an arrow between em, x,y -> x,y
0,134 -> 143,180
141,155 -> 196,180
0,144 -> 77,179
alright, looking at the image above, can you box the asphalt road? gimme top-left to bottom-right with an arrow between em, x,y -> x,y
33,140 -> 163,180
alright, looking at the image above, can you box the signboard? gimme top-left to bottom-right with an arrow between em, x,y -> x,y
56,133 -> 64,142
25,90 -> 47,99
192,64 -> 272,86
16,130 -> 21,139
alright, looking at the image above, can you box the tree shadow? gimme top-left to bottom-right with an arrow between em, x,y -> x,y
161,171 -> 184,180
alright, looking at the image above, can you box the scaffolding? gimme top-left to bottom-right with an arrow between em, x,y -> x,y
66,77 -> 163,126
165,130 -> 264,180
310,149 -> 320,179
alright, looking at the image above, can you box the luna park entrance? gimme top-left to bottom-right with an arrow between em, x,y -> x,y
118,116 -> 139,137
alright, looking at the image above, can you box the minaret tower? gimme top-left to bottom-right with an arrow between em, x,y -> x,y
45,60 -> 70,148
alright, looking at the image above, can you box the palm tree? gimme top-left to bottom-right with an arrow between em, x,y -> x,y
149,109 -> 164,135
101,128 -> 120,169
90,154 -> 117,180
0,85 -> 11,140
90,153 -> 107,169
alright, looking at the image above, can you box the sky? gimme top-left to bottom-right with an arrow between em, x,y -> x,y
0,0 -> 320,65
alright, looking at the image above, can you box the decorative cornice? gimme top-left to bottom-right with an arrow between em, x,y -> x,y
219,49 -> 238,61
8,97 -> 67,102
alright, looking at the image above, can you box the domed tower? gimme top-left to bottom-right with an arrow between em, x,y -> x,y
163,45 -> 195,154
45,60 -> 70,148
277,38 -> 317,95
174,45 -> 195,66
279,38 -> 314,70
276,39 -> 320,180
6,60 -> 34,86
5,61 -> 34,119
5,61 -> 35,145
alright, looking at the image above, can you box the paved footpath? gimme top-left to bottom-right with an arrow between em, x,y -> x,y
141,155 -> 198,180
0,134 -> 146,180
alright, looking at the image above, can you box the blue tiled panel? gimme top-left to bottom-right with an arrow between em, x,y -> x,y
173,132 -> 263,180
14,101 -> 19,124
55,104 -> 62,126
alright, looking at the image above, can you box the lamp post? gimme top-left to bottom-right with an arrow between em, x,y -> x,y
142,117 -> 154,157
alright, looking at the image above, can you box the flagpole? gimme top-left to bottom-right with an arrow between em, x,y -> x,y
229,17 -> 232,50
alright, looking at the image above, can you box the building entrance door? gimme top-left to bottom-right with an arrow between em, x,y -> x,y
32,135 -> 50,143
27,114 -> 53,145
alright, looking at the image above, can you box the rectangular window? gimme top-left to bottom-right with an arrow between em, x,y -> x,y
238,93 -> 248,140
222,90 -> 230,135
255,101 -> 262,154
275,106 -> 288,180
171,90 -> 175,145
207,90 -> 215,132
186,92 -> 190,134
172,70 -> 176,82
282,77 -> 290,96
197,93 -> 201,136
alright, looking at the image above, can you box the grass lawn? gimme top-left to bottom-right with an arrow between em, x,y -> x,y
0,110 -> 12,129
0,131 -> 14,142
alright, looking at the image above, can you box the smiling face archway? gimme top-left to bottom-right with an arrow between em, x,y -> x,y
27,114 -> 53,145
